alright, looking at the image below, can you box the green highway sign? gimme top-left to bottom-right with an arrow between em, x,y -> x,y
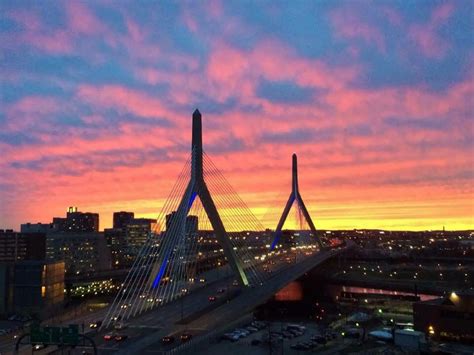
30,324 -> 79,346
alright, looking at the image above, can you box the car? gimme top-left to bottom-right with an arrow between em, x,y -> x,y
89,320 -> 102,329
208,296 -> 217,302
232,280 -> 239,286
199,278 -> 206,283
251,321 -> 266,329
180,333 -> 192,342
161,336 -> 175,345
230,331 -> 246,339
114,322 -> 128,330
231,331 -> 244,337
33,344 -> 46,351
282,331 -> 294,338
308,340 -> 318,347
314,336 -> 327,345
221,333 -> 239,342
289,329 -> 303,336
103,334 -> 114,341
290,343 -> 304,350
235,328 -> 250,336
292,342 -> 310,350
287,324 -> 306,333
115,335 -> 128,342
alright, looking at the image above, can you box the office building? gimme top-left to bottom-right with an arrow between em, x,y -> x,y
46,232 -> 111,276
0,229 -> 46,262
113,211 -> 134,229
0,260 -> 64,316
20,223 -> 57,234
53,206 -> 99,232
125,218 -> 157,257
165,213 -> 198,235
105,215 -> 157,267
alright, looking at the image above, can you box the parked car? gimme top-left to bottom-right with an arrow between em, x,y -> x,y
235,329 -> 250,337
221,333 -> 239,342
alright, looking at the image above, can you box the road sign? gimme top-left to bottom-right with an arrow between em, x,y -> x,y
30,324 -> 79,345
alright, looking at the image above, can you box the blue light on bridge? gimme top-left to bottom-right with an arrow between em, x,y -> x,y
270,231 -> 282,251
188,191 -> 197,209
152,251 -> 170,289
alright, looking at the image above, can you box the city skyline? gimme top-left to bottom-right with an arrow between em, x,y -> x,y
1,1 -> 473,231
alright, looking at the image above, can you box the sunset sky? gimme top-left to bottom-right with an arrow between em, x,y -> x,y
1,1 -> 473,231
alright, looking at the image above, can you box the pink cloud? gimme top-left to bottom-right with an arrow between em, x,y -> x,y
125,18 -> 145,42
408,2 -> 456,59
409,25 -> 449,59
76,85 -> 173,119
3,96 -> 61,132
5,9 -> 73,54
7,9 -> 41,31
330,7 -> 386,53
432,2 -> 455,24
66,2 -> 105,35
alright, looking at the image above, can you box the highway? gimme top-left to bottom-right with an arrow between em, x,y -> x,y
2,242 -> 352,354
97,242 -> 351,354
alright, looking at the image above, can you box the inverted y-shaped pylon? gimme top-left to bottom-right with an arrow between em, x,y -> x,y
270,154 -> 324,250
147,109 -> 249,288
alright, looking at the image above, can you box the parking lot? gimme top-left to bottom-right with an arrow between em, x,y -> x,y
194,320 -> 344,354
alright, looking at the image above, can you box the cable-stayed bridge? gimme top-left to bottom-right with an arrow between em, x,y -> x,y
97,110 -> 352,353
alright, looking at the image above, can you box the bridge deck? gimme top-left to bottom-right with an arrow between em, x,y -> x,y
114,242 -> 353,354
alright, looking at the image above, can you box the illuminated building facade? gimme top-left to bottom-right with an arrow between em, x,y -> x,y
0,229 -> 46,262
0,260 -> 64,316
53,206 -> 99,232
46,232 -> 111,276
413,291 -> 474,342
105,216 -> 157,267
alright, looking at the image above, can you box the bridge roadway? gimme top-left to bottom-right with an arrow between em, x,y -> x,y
2,242 -> 352,354
95,241 -> 353,354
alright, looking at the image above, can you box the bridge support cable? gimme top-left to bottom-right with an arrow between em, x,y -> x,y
137,178 -> 195,315
126,158 -> 192,316
202,153 -> 268,284
131,162 -> 192,315
102,156 -> 191,328
203,155 -> 265,278
103,110 -> 270,327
